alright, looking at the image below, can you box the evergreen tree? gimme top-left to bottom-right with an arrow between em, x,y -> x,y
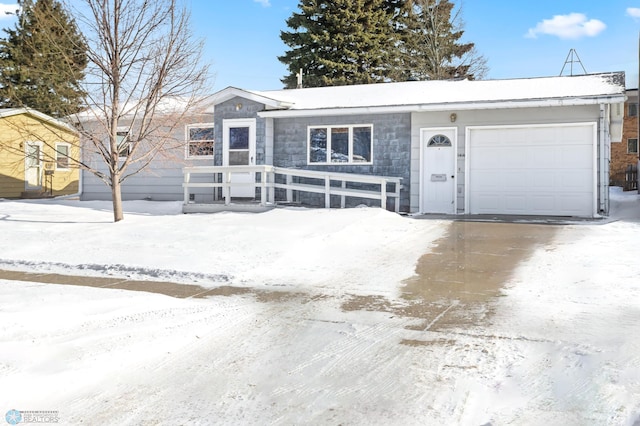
279,0 -> 487,88
393,0 -> 487,81
279,0 -> 397,88
0,0 -> 88,117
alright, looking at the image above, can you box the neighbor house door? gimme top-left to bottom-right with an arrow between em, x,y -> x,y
25,142 -> 43,190
421,128 -> 456,214
222,118 -> 256,198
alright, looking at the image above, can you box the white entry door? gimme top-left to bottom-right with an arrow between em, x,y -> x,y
25,142 -> 43,189
223,118 -> 256,198
421,128 -> 456,214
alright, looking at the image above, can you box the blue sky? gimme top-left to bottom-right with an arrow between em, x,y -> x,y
1,0 -> 639,90
188,0 -> 640,90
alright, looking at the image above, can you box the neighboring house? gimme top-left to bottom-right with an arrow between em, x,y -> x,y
0,108 -> 80,199
77,102 -> 214,202
610,88 -> 638,190
207,72 -> 625,217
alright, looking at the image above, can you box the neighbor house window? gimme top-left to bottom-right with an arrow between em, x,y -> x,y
628,138 -> 638,154
186,124 -> 214,158
116,130 -> 131,158
308,125 -> 372,164
55,143 -> 71,169
629,103 -> 638,117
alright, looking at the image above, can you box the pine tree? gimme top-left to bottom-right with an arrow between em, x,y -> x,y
0,0 -> 88,118
279,0 -> 487,88
393,0 -> 487,81
279,0 -> 398,88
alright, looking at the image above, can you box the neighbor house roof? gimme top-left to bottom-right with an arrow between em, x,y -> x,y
0,107 -> 78,133
213,72 -> 626,118
71,95 -> 215,123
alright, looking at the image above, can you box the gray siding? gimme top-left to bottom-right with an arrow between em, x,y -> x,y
272,113 -> 411,211
81,112 -> 214,202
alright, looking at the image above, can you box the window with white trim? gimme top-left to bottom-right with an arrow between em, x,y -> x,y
55,143 -> 71,169
628,138 -> 638,154
186,124 -> 214,158
308,125 -> 372,164
116,129 -> 131,158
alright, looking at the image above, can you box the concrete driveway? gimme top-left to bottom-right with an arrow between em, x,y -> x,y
342,221 -> 558,335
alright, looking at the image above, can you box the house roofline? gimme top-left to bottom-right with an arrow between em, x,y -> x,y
0,107 -> 78,134
212,86 -> 294,109
257,95 -> 627,118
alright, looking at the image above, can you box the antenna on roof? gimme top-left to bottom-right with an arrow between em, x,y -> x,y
296,68 -> 303,89
560,49 -> 587,76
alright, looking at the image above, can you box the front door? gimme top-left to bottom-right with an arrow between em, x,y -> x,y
223,118 -> 256,198
25,142 -> 43,190
421,128 -> 456,214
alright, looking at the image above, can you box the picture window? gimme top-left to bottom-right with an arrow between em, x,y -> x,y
187,125 -> 214,158
308,125 -> 372,164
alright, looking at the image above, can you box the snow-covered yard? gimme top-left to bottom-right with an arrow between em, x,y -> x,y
1,189 -> 639,425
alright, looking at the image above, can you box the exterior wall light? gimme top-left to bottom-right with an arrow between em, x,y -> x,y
450,113 -> 457,122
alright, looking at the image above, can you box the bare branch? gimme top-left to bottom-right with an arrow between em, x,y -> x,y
59,0 -> 211,221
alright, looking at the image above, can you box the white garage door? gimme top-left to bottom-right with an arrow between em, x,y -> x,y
467,123 -> 596,216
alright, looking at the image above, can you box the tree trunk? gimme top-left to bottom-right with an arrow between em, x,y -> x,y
111,172 -> 124,222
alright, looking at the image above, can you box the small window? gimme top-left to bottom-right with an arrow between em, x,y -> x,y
116,130 -> 131,158
308,125 -> 372,164
428,134 -> 452,147
187,124 -> 214,158
55,143 -> 70,169
629,103 -> 638,118
628,138 -> 638,154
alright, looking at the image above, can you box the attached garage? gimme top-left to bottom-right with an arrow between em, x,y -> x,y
465,123 -> 597,216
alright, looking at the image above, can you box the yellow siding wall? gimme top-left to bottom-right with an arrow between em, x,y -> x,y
0,113 -> 79,198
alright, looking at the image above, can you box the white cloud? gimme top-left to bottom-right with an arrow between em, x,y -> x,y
526,13 -> 606,40
627,7 -> 640,18
253,0 -> 271,7
0,3 -> 18,20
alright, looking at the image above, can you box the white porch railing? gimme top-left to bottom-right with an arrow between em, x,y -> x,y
182,165 -> 402,213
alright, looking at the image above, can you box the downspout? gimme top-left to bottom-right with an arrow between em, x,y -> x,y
598,104 -> 609,216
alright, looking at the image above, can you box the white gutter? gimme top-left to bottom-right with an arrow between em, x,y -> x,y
258,95 -> 626,118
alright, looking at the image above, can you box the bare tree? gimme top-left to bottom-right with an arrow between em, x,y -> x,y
394,0 -> 488,81
63,0 -> 210,222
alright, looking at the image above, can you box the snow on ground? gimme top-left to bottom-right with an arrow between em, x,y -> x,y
0,199 -> 443,295
0,190 -> 639,425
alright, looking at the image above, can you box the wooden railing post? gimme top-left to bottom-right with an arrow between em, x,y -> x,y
324,175 -> 330,208
268,168 -> 275,203
286,174 -> 293,203
260,170 -> 267,205
224,171 -> 231,205
393,181 -> 399,213
183,171 -> 190,205
380,179 -> 387,211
